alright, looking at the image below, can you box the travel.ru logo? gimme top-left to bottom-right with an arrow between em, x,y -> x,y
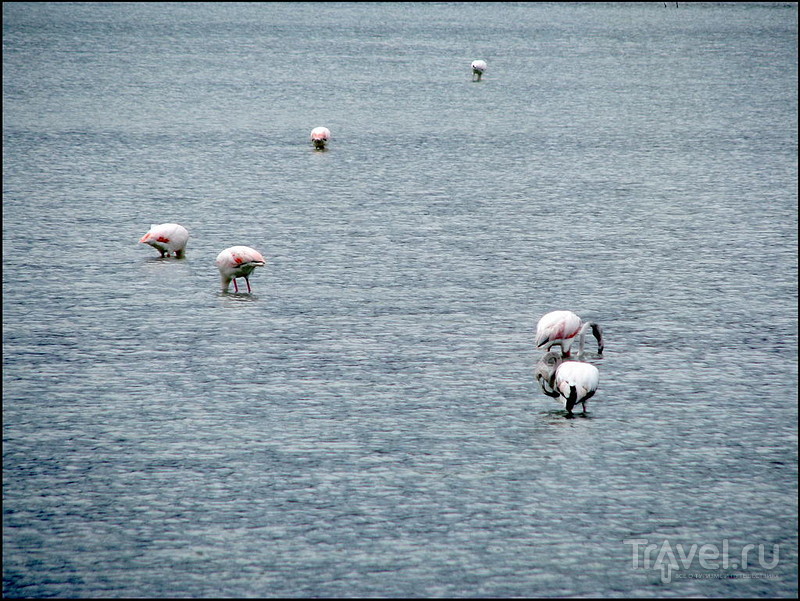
624,538 -> 780,584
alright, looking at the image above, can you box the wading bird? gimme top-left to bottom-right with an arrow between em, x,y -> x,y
215,246 -> 266,293
534,351 -> 600,415
471,60 -> 487,82
310,126 -> 331,150
535,310 -> 604,357
139,223 -> 189,258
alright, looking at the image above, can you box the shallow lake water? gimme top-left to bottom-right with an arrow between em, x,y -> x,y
3,2 -> 797,597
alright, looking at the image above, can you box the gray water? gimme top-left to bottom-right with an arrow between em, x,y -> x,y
3,2 -> 798,598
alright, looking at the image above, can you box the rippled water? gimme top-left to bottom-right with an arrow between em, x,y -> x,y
3,2 -> 798,598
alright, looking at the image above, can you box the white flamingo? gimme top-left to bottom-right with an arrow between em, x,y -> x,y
215,246 -> 266,293
535,310 -> 604,357
534,351 -> 600,414
471,60 -> 487,82
139,223 -> 189,258
310,126 -> 331,150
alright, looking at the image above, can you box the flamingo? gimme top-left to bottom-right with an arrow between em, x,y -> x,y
471,60 -> 487,82
535,310 -> 604,357
534,351 -> 600,414
215,246 -> 266,293
139,223 -> 189,258
310,126 -> 331,150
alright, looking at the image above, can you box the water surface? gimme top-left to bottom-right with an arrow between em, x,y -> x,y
3,2 -> 798,597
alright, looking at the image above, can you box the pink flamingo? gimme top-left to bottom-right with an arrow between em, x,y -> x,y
310,126 -> 331,150
215,246 -> 266,293
535,310 -> 604,357
139,223 -> 189,258
534,351 -> 600,414
471,60 -> 487,82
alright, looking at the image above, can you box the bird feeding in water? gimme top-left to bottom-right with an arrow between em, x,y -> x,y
534,351 -> 600,415
215,246 -> 266,293
310,126 -> 331,150
535,310 -> 604,358
139,223 -> 189,258
471,60 -> 487,82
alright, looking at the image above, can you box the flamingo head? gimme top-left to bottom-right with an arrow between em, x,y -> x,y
534,351 -> 562,398
591,323 -> 604,354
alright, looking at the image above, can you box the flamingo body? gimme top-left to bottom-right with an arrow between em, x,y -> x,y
139,223 -> 189,258
216,246 -> 266,293
535,351 -> 599,414
471,59 -> 487,81
554,361 -> 599,413
535,310 -> 604,357
310,126 -> 331,150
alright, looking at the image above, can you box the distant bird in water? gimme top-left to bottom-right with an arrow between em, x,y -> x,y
471,60 -> 487,82
534,351 -> 600,415
139,223 -> 189,258
215,246 -> 266,293
535,310 -> 604,358
310,126 -> 331,150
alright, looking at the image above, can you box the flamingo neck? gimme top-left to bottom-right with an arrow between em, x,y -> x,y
577,321 -> 604,356
536,352 -> 563,396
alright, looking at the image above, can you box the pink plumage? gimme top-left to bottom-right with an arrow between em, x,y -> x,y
310,126 -> 331,149
139,223 -> 189,258
215,246 -> 266,293
535,310 -> 604,357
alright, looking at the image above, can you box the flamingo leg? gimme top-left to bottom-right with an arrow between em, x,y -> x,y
245,276 -> 252,293
232,278 -> 239,293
